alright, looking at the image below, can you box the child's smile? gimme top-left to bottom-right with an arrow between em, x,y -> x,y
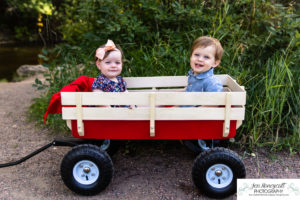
195,63 -> 204,68
96,50 -> 123,82
190,45 -> 220,75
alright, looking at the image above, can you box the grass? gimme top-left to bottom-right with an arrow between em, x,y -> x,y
236,52 -> 299,152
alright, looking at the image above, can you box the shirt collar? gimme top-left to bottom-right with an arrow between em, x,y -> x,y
188,68 -> 214,79
100,73 -> 121,83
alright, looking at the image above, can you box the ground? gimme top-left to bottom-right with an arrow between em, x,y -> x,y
0,77 -> 299,200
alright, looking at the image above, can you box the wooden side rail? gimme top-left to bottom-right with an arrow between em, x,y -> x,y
61,75 -> 246,137
62,107 -> 245,121
61,92 -> 246,106
124,75 -> 245,92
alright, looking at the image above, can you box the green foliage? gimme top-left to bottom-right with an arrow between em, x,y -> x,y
7,0 -> 54,15
30,0 -> 300,151
28,94 -> 69,133
239,53 -> 299,151
1,0 -> 58,43
14,26 -> 38,41
22,0 -> 54,15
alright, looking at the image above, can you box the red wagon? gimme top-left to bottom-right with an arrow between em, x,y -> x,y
58,74 -> 246,198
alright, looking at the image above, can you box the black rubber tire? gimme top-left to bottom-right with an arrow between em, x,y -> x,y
192,147 -> 246,198
60,144 -> 113,195
183,139 -> 229,154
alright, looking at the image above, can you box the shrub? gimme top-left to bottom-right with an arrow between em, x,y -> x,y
31,0 -> 299,151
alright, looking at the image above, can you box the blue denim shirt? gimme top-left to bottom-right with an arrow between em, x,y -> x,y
185,68 -> 223,92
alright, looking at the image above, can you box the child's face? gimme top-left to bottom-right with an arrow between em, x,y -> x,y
190,45 -> 220,75
96,50 -> 123,80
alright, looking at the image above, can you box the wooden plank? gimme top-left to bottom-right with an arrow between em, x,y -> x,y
62,107 -> 245,121
217,75 -> 245,92
124,76 -> 187,88
214,74 -> 228,85
223,93 -> 232,137
66,120 -> 72,130
149,93 -> 156,137
236,120 -> 243,129
129,86 -> 231,92
223,87 -> 231,92
61,92 -> 246,106
128,88 -> 185,92
124,75 -> 244,92
125,75 -> 231,89
155,92 -> 245,106
75,93 -> 84,136
61,92 -> 149,105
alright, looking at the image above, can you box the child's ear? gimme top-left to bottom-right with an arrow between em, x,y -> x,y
96,60 -> 101,70
212,59 -> 220,68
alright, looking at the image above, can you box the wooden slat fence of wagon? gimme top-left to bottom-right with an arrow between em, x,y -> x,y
61,92 -> 246,106
62,107 -> 245,121
124,75 -> 245,92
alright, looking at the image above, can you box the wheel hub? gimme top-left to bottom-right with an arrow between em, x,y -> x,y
73,160 -> 100,185
215,170 -> 222,176
206,164 -> 233,188
83,167 -> 91,173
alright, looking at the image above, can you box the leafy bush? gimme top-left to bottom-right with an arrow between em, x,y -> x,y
31,0 -> 299,152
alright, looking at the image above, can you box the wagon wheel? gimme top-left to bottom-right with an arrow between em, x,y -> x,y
61,144 -> 113,195
192,147 -> 246,198
183,139 -> 229,154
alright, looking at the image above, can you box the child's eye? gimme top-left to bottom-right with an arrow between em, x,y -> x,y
204,56 -> 210,59
194,53 -> 200,57
105,61 -> 111,64
116,62 -> 121,65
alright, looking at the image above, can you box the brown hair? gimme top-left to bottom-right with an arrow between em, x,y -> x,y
95,44 -> 124,61
191,36 -> 223,61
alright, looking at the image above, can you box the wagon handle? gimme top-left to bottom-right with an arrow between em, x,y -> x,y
0,139 -> 78,168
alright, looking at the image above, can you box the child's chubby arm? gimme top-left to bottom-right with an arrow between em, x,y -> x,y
93,89 -> 103,92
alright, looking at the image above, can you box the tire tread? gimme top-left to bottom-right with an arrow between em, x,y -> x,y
192,147 -> 246,198
61,144 -> 113,195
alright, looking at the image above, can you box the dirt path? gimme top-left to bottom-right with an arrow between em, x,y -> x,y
0,77 -> 299,200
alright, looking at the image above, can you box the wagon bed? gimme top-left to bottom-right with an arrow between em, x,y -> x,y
61,74 -> 246,140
